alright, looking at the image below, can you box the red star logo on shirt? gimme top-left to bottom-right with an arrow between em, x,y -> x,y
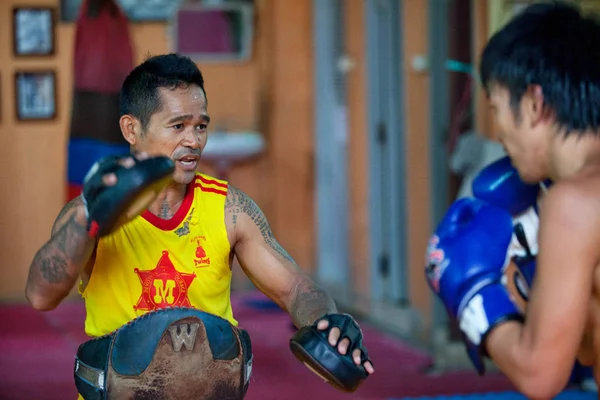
134,251 -> 196,311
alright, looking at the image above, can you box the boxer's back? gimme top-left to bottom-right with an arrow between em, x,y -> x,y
581,259 -> 600,387
564,163 -> 600,384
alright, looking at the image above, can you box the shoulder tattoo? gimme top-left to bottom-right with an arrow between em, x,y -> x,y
226,186 -> 296,264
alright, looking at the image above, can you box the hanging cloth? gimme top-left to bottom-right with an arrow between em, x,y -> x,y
67,0 -> 134,201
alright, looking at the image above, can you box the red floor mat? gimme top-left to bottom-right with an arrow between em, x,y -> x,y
0,293 -> 515,400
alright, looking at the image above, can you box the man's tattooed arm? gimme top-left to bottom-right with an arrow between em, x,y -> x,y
226,185 -> 337,327
25,197 -> 96,311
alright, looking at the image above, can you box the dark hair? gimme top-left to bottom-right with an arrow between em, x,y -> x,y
480,1 -> 600,134
119,53 -> 205,130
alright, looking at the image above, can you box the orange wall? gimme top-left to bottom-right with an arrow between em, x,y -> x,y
0,0 -> 72,301
264,0 -> 316,281
473,0 -> 493,139
402,1 -> 432,322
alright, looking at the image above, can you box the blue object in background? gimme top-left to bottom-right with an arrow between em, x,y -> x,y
393,389 -> 596,400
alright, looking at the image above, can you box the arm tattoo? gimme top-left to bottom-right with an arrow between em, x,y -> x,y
226,186 -> 296,264
51,197 -> 80,234
40,256 -> 70,284
40,216 -> 70,283
289,279 -> 338,327
32,213 -> 93,286
225,186 -> 336,326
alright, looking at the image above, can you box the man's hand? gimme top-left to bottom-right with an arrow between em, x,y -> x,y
316,316 -> 375,374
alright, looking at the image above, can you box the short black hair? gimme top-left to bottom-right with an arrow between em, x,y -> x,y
119,53 -> 205,130
480,1 -> 600,134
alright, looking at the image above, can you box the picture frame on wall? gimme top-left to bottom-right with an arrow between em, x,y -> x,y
13,7 -> 55,56
14,71 -> 57,122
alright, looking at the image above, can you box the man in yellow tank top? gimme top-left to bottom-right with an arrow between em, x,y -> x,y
24,54 -> 374,399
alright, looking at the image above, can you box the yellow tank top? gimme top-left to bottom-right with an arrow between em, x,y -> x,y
79,173 -> 236,338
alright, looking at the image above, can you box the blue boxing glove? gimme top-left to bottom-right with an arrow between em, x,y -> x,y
426,197 -> 524,375
473,156 -> 542,305
472,156 -> 540,216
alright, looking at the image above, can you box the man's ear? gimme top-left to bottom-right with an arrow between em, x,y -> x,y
522,84 -> 546,127
120,115 -> 141,146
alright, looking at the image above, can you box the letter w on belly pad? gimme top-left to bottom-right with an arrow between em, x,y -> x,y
169,323 -> 200,352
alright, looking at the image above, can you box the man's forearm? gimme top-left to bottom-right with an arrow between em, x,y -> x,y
487,322 -> 532,381
288,278 -> 338,328
26,209 -> 95,310
486,321 -> 568,398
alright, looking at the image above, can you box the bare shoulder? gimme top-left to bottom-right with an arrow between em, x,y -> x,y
51,196 -> 84,235
543,177 -> 600,210
534,179 -> 600,284
540,178 -> 600,238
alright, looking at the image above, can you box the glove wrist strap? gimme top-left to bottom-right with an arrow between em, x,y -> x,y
458,283 -> 524,374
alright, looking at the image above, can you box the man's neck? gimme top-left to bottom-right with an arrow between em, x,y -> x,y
147,182 -> 188,220
550,132 -> 600,180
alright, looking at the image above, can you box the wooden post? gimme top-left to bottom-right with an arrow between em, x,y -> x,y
472,0 -> 494,139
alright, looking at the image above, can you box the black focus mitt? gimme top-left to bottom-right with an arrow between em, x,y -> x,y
289,313 -> 372,393
82,155 -> 175,238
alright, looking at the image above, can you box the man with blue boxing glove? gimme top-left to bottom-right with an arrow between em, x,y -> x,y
439,154 -> 597,391
426,2 -> 600,398
426,156 -> 542,371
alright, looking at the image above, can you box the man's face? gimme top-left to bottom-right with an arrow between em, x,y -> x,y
134,85 -> 209,185
488,85 -> 550,183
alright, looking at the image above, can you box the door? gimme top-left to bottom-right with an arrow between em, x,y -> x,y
365,0 -> 409,305
313,0 -> 350,287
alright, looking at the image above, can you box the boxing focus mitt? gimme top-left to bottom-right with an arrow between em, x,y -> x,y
82,155 -> 175,238
425,197 -> 524,375
289,313 -> 371,392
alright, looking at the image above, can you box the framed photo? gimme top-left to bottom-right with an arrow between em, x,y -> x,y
14,71 -> 57,121
13,7 -> 55,56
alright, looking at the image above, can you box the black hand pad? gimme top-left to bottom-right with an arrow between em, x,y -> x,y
289,313 -> 371,393
83,155 -> 175,237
